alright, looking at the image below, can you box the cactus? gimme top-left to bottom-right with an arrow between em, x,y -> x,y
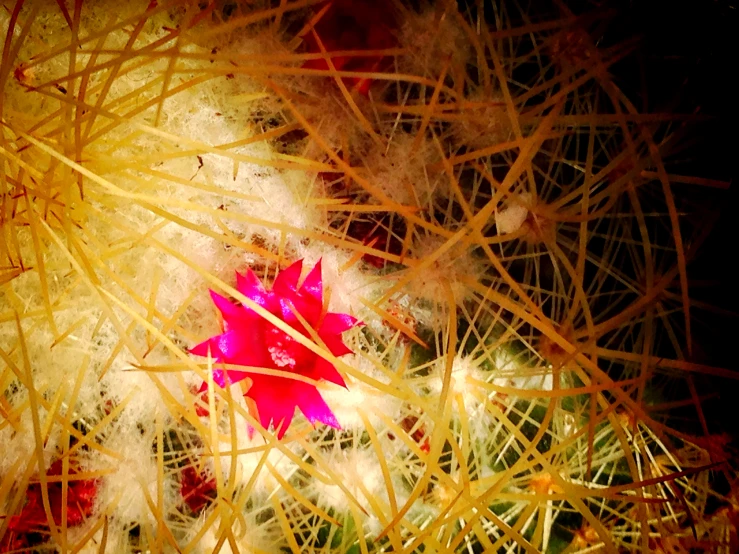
0,1 -> 735,552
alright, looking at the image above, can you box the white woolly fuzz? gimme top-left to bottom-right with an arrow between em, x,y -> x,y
195,514 -> 284,554
297,242 -> 382,320
426,355 -> 492,416
95,425 -> 163,528
100,363 -> 186,431
495,200 -> 529,235
492,349 -> 554,392
451,92 -> 513,150
321,358 -> 403,432
493,192 -> 555,243
405,234 -> 483,306
312,446 -> 410,536
397,4 -> 471,78
0,407 -> 60,476
73,522 -> 131,554
213,395 -> 301,499
365,133 -> 446,209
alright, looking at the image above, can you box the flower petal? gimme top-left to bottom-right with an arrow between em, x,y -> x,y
273,259 -> 303,295
310,356 -> 347,388
209,290 -> 241,321
279,296 -> 321,330
300,258 -> 323,303
191,328 -> 268,367
322,333 -> 354,357
197,369 -> 250,391
247,376 -> 297,439
189,337 -> 224,359
236,269 -> 270,308
297,384 -> 341,430
212,369 -> 251,388
320,312 -> 358,334
212,330 -> 250,359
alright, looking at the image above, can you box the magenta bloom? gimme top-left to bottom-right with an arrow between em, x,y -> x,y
190,259 -> 359,438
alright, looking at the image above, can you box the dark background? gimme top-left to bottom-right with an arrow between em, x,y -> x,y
619,0 -> 739,434
585,0 -> 738,438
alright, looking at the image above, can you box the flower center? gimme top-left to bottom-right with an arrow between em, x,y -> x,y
265,325 -> 312,370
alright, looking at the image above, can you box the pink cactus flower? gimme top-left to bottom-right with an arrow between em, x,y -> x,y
190,259 -> 360,438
